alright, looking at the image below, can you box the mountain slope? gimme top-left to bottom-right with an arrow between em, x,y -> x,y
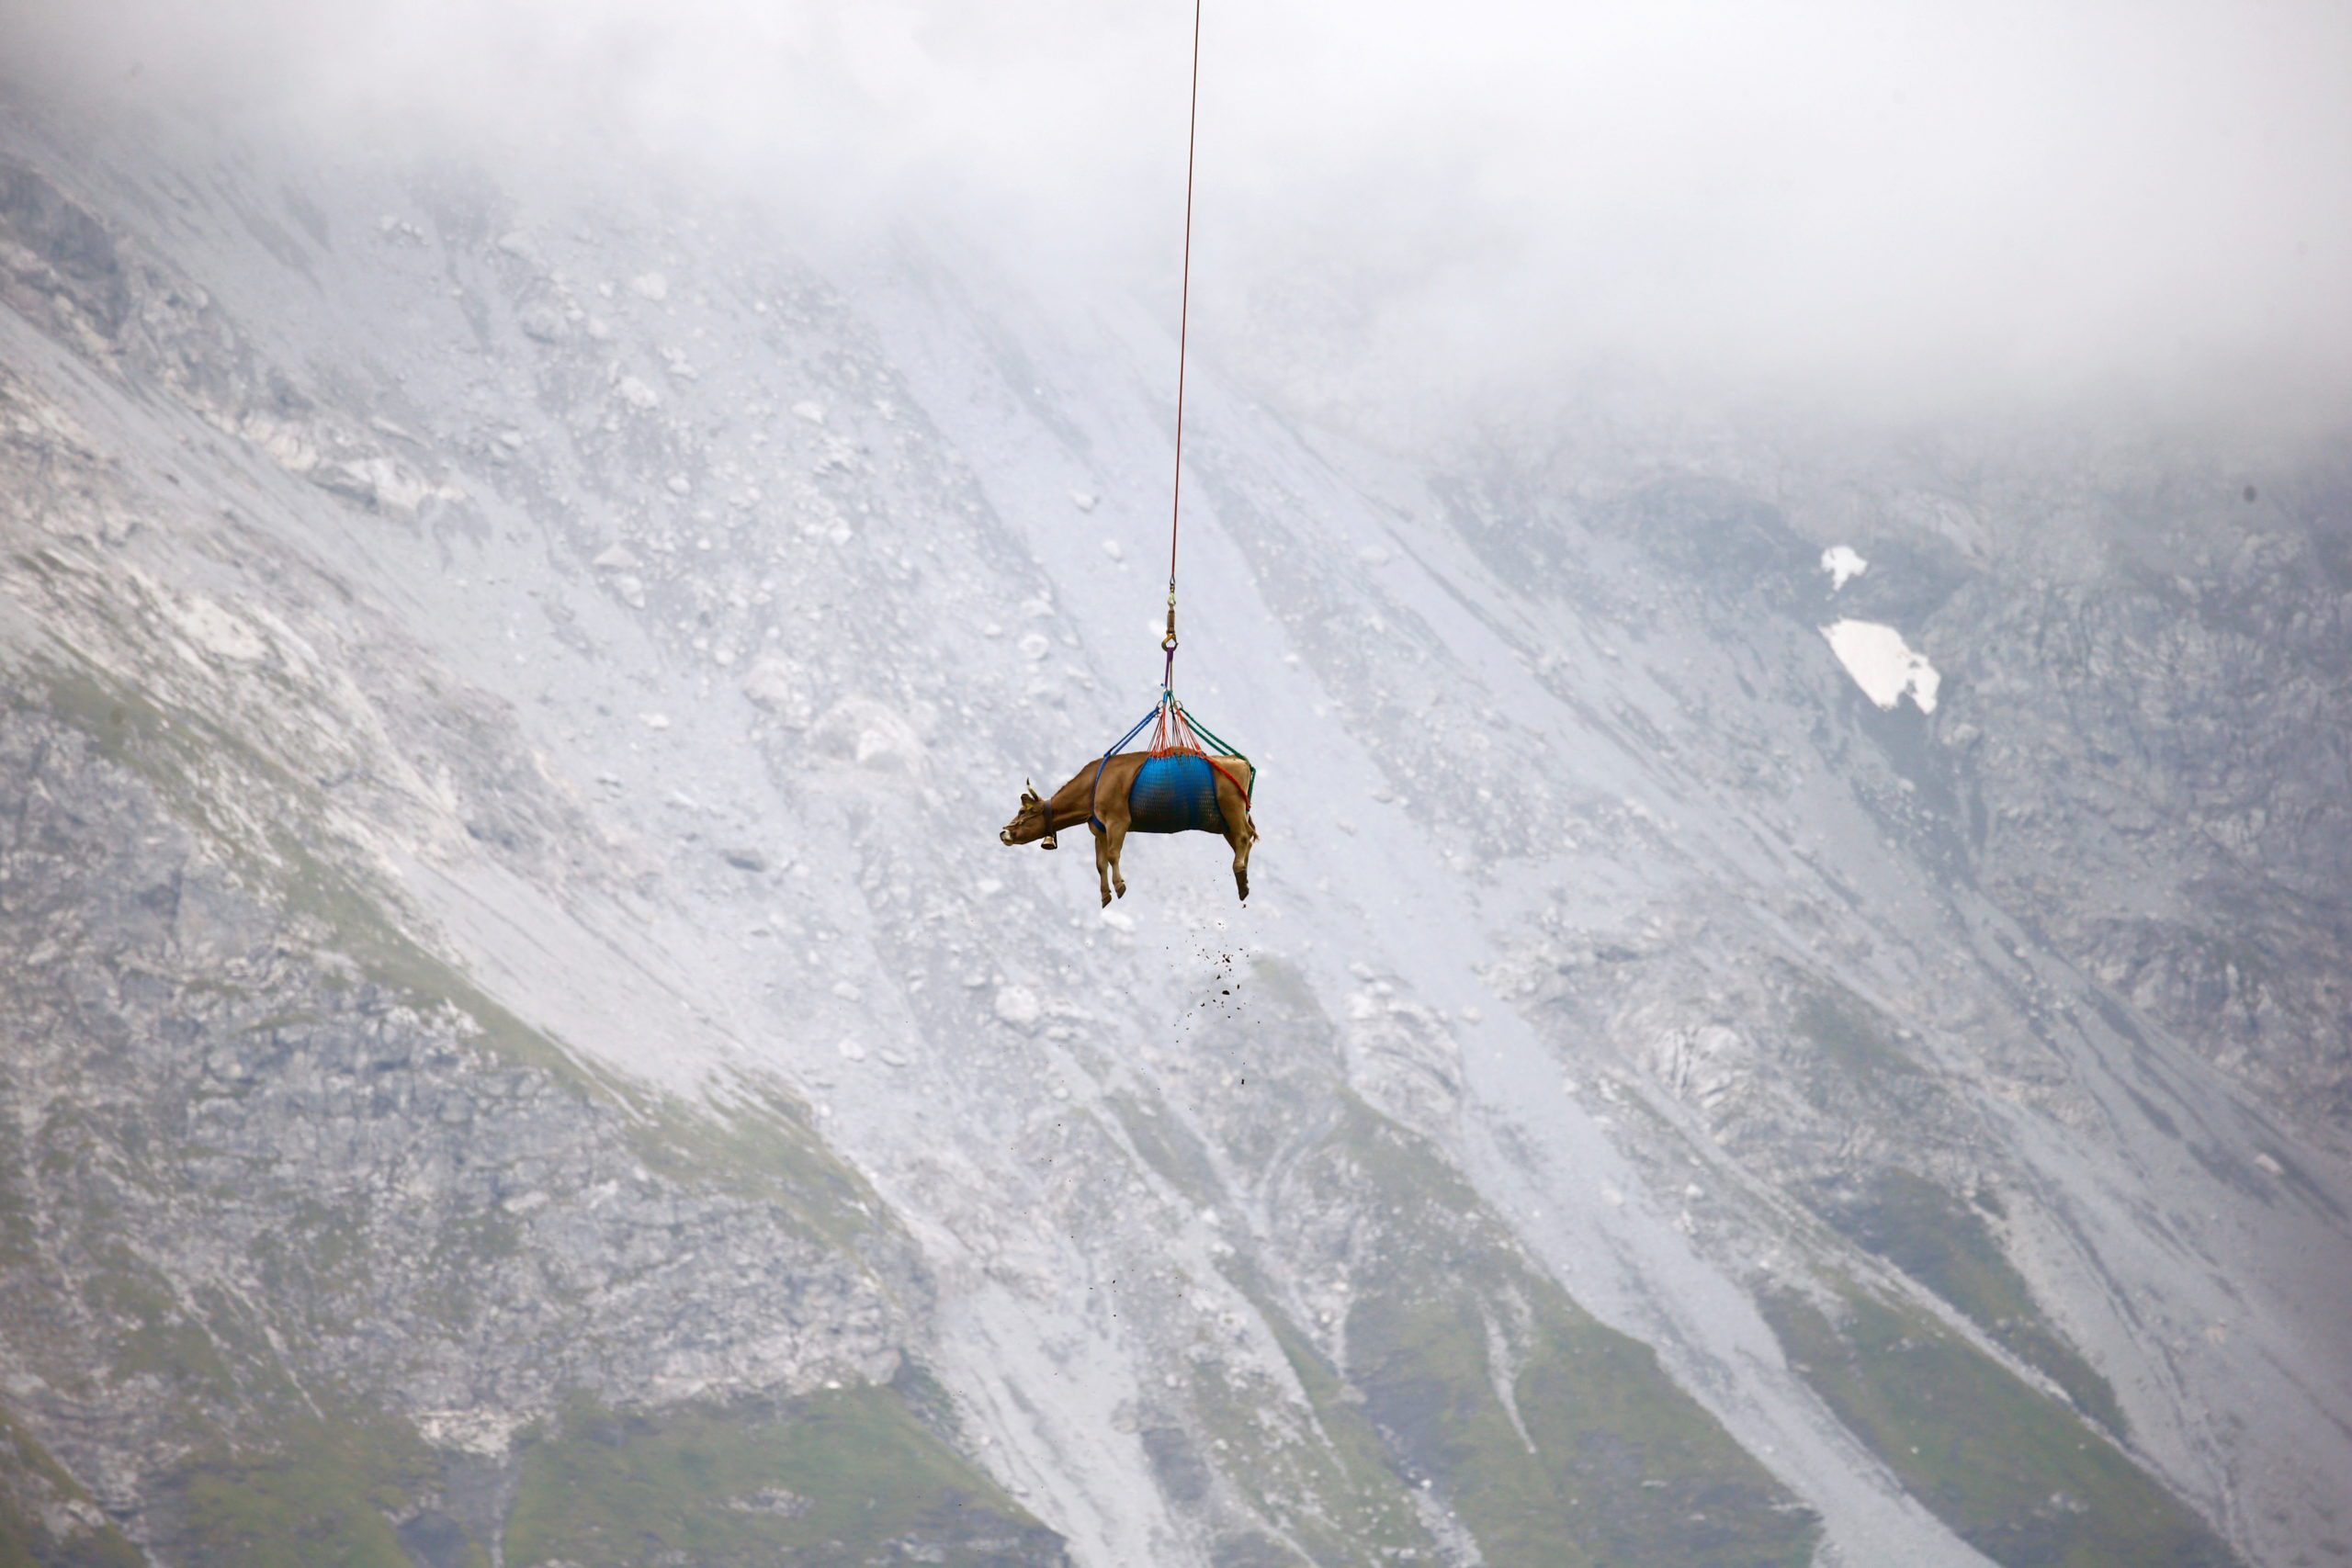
2,80 -> 2347,1568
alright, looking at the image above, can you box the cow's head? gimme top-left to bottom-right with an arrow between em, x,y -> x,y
1000,780 -> 1057,850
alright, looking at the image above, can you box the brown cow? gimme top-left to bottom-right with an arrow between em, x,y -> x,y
1001,752 -> 1257,906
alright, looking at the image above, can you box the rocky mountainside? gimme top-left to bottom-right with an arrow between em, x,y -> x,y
2,76 -> 2348,1568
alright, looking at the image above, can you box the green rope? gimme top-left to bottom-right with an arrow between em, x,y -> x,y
1174,706 -> 1257,800
1182,711 -> 1244,760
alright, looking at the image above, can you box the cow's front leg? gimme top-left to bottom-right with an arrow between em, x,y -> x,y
1106,823 -> 1128,899
1092,826 -> 1113,907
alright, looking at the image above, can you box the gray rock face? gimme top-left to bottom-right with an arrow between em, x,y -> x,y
1942,524 -> 2352,1122
0,708 -> 950,1557
0,66 -> 2346,1568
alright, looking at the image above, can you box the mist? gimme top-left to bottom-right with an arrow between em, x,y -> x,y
11,0 -> 2351,438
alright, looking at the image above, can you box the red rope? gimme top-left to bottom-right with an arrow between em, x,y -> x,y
1144,697 -> 1253,807
1162,0 -> 1203,663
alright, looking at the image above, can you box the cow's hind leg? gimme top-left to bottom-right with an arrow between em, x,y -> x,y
1213,773 -> 1255,902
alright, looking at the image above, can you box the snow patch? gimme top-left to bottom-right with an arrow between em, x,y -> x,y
1821,620 -> 1939,713
628,271 -> 669,301
1821,545 -> 1868,592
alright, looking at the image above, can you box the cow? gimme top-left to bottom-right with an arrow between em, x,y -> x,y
1001,751 -> 1256,907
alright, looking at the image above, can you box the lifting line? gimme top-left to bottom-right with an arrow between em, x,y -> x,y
1159,0 -> 1204,693
1085,0 -> 1253,835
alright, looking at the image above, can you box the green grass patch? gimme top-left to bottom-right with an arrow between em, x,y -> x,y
1515,1313 -> 1818,1566
1347,1290 -> 1566,1560
1319,1099 -> 1817,1567
1829,1168 -> 2122,1433
80,1247 -> 239,1404
1104,1091 -> 1224,1207
1246,1285 -> 1436,1562
0,1120 -> 35,1272
1348,1289 -> 1816,1568
502,1387 -> 1061,1566
165,1411 -> 447,1568
0,1408 -> 146,1568
1184,1304 -> 1433,1566
1763,1286 -> 2238,1567
1785,976 -> 1922,1101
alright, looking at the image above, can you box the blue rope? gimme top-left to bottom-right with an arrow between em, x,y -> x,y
1089,703 -> 1165,832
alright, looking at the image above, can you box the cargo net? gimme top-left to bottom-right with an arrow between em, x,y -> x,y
1087,692 -> 1253,833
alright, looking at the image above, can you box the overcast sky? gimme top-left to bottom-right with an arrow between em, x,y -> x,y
12,0 -> 2352,438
